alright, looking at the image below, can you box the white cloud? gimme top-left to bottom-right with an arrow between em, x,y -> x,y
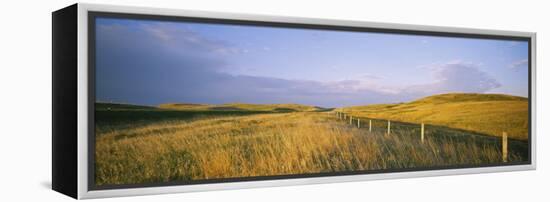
316,61 -> 503,97
359,73 -> 384,80
140,22 -> 243,55
405,61 -> 501,94
509,59 -> 528,71
96,21 -> 508,107
508,41 -> 521,47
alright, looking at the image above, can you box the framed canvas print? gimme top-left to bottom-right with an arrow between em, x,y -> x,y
52,3 -> 536,199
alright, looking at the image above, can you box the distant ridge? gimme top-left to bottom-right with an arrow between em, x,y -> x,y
95,102 -> 156,111
410,93 -> 527,104
159,102 -> 325,112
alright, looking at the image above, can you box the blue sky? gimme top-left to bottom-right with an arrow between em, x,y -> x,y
95,18 -> 529,107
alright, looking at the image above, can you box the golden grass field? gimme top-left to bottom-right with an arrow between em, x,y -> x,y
340,93 -> 529,140
95,109 -> 525,186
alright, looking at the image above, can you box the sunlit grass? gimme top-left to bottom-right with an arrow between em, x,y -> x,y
341,93 -> 528,140
95,111 -> 524,186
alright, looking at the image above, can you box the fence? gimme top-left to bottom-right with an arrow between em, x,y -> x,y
332,111 -> 509,162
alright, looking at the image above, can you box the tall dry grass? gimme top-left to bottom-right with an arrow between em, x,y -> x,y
342,93 -> 529,140
95,112 -> 522,186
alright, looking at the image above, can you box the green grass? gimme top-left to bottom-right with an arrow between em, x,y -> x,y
340,93 -> 529,140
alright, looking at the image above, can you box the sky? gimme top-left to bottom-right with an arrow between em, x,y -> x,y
95,17 -> 529,108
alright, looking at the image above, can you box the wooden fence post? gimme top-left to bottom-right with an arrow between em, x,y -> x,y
357,119 -> 360,128
502,132 -> 508,162
387,120 -> 391,135
369,119 -> 372,132
421,123 -> 425,143
350,116 -> 353,125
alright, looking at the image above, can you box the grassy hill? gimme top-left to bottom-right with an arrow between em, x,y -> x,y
96,102 -> 157,111
96,102 -> 324,112
95,102 -> 326,129
340,93 -> 529,140
159,103 -> 325,112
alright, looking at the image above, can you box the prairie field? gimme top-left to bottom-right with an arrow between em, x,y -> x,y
95,98 -> 528,186
92,17 -> 532,188
341,93 -> 529,140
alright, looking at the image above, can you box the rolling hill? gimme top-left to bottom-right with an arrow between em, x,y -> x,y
159,103 -> 326,112
96,102 -> 325,112
340,93 -> 529,140
95,102 -> 157,111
